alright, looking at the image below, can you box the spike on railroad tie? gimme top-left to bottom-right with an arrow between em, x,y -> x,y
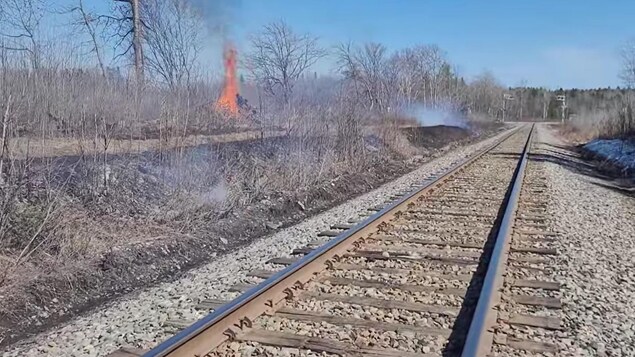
224,328 -> 237,340
293,280 -> 305,290
264,299 -> 276,312
263,304 -> 275,316
239,317 -> 252,329
283,287 -> 295,300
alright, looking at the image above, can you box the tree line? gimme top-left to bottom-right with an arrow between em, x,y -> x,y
0,1 -> 511,134
0,0 -> 633,140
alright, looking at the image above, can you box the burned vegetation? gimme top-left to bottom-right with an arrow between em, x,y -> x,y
0,0 -> 509,346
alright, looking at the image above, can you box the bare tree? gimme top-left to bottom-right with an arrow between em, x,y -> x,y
245,20 -> 326,104
516,79 -> 528,120
143,0 -> 203,88
0,96 -> 12,184
418,45 -> 447,107
469,71 -> 504,118
336,42 -> 390,112
0,0 -> 46,69
108,0 -> 145,82
67,0 -> 107,77
620,39 -> 635,88
337,42 -> 467,113
390,48 -> 422,105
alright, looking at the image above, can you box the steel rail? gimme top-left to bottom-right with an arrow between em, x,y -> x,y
142,125 -> 526,357
460,123 -> 535,357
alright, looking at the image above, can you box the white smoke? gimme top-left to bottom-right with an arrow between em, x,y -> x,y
402,103 -> 468,128
200,179 -> 228,204
189,0 -> 239,37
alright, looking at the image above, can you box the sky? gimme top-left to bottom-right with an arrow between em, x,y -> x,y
79,0 -> 634,89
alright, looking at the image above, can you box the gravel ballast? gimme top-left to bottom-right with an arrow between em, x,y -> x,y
535,125 -> 635,357
0,128 -> 517,357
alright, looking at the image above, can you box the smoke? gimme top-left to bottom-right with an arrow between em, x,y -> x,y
401,103 -> 468,128
200,179 -> 228,204
188,0 -> 241,38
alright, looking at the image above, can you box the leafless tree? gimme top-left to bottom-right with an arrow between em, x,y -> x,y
143,0 -> 203,88
0,96 -> 12,184
245,20 -> 326,104
620,39 -> 635,88
390,48 -> 418,105
337,42 -> 470,114
418,45 -> 447,106
469,71 -> 504,118
108,0 -> 145,82
336,42 -> 390,112
67,0 -> 107,77
0,0 -> 46,69
515,79 -> 528,120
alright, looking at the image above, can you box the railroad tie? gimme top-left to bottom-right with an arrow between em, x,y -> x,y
247,269 -> 276,279
510,278 -> 560,290
197,298 -> 230,310
299,291 -> 460,317
370,234 -> 485,249
330,223 -> 354,230
333,263 -> 474,281
105,348 -> 147,357
317,230 -> 341,237
322,276 -> 467,296
358,243 -> 482,258
266,256 -> 298,265
346,250 -> 479,266
275,307 -> 452,337
494,334 -> 559,354
235,329 -> 436,357
510,294 -> 561,309
501,312 -> 562,330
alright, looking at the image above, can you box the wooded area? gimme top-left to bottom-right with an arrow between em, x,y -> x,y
0,0 -> 632,147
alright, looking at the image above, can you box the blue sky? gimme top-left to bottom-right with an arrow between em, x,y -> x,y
78,0 -> 634,89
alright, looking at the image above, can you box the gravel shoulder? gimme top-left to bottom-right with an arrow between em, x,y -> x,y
535,124 -> 635,356
1,127 -> 516,357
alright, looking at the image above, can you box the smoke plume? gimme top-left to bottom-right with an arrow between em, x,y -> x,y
402,103 -> 468,128
188,0 -> 241,37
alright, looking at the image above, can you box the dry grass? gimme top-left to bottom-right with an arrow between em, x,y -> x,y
0,122 -> 407,272
7,129 -> 286,159
564,99 -> 635,143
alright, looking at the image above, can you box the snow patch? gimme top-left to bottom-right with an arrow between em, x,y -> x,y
584,139 -> 635,170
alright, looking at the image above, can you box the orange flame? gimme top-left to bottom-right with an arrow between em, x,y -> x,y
216,44 -> 239,116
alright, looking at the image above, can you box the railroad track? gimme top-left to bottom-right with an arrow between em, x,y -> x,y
110,124 -> 562,357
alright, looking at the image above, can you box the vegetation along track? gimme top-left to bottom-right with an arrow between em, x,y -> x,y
109,124 -> 563,357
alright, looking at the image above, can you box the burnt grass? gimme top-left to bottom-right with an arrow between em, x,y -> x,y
0,123 -> 503,348
402,125 -> 473,148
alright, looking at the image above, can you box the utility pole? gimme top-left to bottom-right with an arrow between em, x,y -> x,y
502,93 -> 514,123
518,79 -> 527,121
542,91 -> 549,120
519,94 -> 523,121
556,94 -> 567,123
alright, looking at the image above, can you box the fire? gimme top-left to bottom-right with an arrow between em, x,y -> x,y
216,43 -> 239,116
